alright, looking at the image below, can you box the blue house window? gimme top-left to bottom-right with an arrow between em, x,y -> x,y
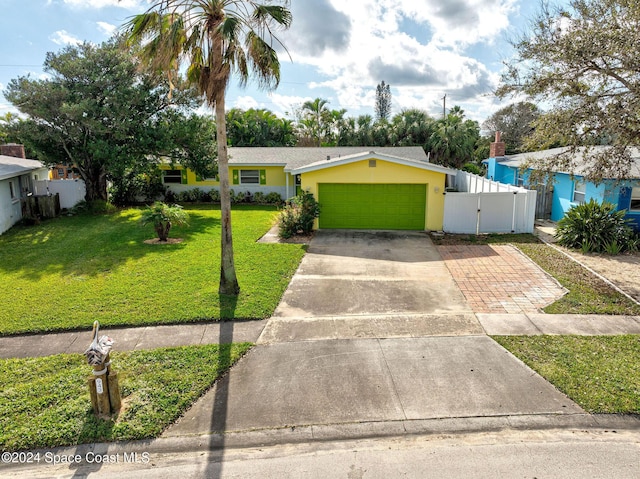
631,187 -> 640,211
573,181 -> 586,203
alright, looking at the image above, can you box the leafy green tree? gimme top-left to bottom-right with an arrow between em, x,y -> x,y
497,0 -> 640,181
375,81 -> 392,121
124,0 -> 292,295
3,39 -> 206,202
0,113 -> 20,144
482,102 -> 541,154
226,108 -> 295,146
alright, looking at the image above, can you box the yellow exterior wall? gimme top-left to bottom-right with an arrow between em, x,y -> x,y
159,164 -> 286,187
300,159 -> 447,231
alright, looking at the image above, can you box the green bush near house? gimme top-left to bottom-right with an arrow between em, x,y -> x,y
0,205 -> 305,335
163,187 -> 283,205
278,192 -> 321,239
555,199 -> 638,253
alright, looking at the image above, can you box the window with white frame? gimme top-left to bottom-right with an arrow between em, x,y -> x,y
631,187 -> 640,211
9,180 -> 17,200
239,169 -> 260,184
573,180 -> 586,203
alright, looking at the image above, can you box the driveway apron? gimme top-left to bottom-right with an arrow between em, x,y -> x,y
164,231 -> 583,438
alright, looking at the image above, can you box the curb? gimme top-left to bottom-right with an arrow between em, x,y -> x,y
6,414 -> 640,463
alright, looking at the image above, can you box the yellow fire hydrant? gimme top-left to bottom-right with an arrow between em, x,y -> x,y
84,321 -> 121,416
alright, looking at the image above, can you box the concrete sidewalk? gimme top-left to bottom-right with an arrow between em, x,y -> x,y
2,313 -> 640,359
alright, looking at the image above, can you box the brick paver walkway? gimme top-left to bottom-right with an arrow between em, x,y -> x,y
437,244 -> 567,314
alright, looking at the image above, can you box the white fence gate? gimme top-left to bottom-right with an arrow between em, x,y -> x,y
33,180 -> 86,209
443,171 -> 537,234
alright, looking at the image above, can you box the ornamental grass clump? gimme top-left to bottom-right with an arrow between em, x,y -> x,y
555,199 -> 637,254
140,201 -> 189,242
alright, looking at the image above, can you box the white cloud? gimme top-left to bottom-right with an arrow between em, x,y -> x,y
233,96 -> 259,111
97,21 -> 117,36
276,0 -> 516,120
266,93 -> 314,118
50,30 -> 82,46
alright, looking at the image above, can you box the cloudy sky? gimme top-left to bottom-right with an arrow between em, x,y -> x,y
0,0 -> 550,124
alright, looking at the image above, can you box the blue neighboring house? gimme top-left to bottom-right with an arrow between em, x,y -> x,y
483,137 -> 640,232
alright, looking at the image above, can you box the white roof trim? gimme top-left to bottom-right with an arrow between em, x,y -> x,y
288,151 -> 456,176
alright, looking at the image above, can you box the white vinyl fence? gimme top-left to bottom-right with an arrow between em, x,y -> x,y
443,171 -> 537,234
33,180 -> 86,209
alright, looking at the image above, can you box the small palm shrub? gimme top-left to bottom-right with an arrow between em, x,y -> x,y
278,193 -> 321,239
555,199 -> 636,254
140,201 -> 189,242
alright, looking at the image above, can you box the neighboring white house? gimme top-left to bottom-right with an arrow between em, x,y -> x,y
0,146 -> 50,235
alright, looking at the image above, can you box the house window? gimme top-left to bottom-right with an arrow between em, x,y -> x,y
630,187 -> 640,211
163,169 -> 182,184
9,181 -> 17,200
573,181 -> 586,203
240,169 -> 260,184
516,170 -> 525,187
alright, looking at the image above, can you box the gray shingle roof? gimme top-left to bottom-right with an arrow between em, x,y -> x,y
227,146 -> 429,171
496,146 -> 640,179
0,155 -> 45,181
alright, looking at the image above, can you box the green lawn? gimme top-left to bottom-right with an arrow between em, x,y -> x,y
0,205 -> 305,335
494,335 -> 640,414
517,243 -> 640,315
0,343 -> 253,452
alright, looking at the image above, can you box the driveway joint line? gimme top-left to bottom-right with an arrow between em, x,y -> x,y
376,338 -> 409,421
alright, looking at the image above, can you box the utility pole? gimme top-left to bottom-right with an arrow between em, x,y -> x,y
442,94 -> 446,119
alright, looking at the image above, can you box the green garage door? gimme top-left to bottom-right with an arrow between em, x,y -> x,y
318,183 -> 426,230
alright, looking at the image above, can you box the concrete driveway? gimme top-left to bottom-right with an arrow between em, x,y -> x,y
165,230 -> 583,438
262,230 -> 482,342
274,230 -> 471,317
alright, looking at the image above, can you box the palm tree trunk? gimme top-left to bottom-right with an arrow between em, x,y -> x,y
215,90 -> 240,295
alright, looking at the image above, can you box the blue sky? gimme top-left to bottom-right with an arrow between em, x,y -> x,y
0,0 -> 547,124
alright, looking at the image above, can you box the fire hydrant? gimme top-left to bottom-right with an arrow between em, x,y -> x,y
84,321 -> 121,416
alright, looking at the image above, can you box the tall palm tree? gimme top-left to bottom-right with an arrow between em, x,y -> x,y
300,97 -> 329,146
123,0 -> 292,295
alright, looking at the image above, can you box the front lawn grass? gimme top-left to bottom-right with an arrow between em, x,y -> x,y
517,243 -> 640,315
0,343 -> 253,452
0,205 -> 305,335
431,233 -> 640,315
494,335 -> 640,414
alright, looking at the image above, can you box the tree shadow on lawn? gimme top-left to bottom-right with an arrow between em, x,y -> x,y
0,208 -> 219,280
206,293 -> 238,479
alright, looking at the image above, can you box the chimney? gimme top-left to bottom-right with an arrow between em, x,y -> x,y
489,131 -> 505,158
1,143 -> 26,159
